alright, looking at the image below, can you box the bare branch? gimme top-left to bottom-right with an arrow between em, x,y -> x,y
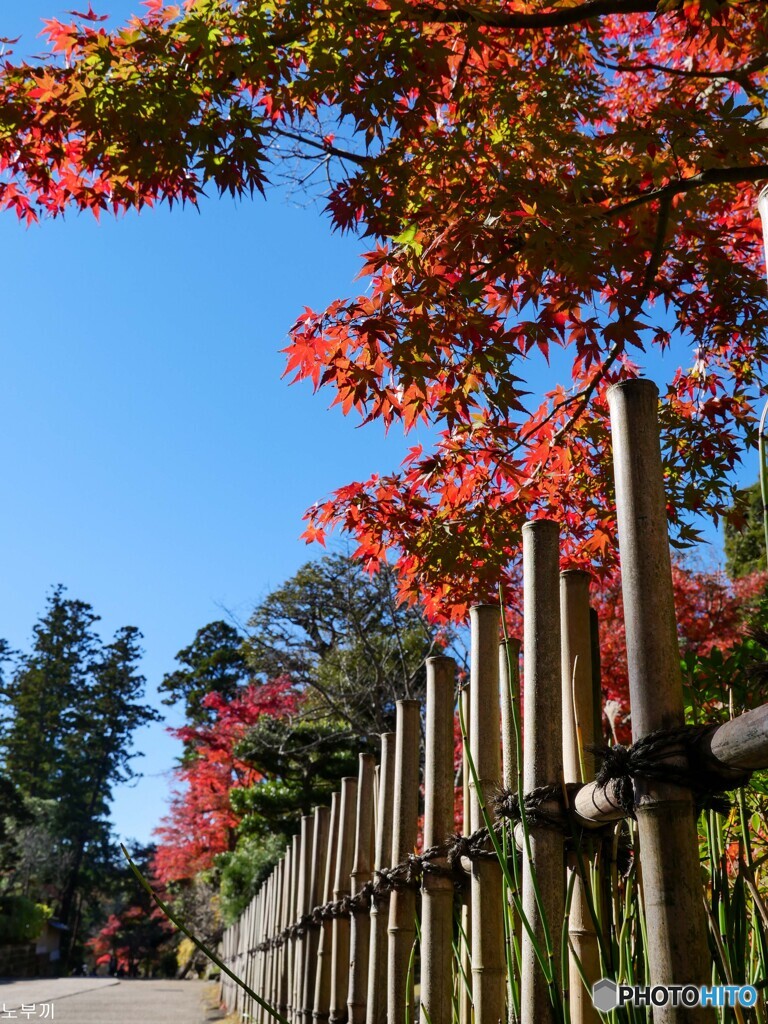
595,54 -> 768,84
608,164 -> 768,216
399,0 -> 657,29
269,125 -> 372,167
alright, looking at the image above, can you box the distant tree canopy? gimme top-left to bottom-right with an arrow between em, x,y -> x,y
159,620 -> 251,729
244,553 -> 451,736
724,481 -> 767,579
0,586 -> 158,961
154,554 -> 452,923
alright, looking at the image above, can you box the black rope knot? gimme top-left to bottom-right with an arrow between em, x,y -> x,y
593,725 -> 754,818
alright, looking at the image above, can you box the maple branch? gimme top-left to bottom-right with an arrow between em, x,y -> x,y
595,54 -> 768,84
400,0 -> 657,29
269,125 -> 372,167
506,192 -> 672,487
608,164 -> 768,216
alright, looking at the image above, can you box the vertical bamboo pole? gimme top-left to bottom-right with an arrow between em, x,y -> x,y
280,845 -> 294,1020
270,868 -> 282,1024
253,886 -> 265,1023
314,792 -> 340,1024
366,734 -> 396,1024
560,569 -> 600,1024
521,520 -> 564,1024
500,637 -> 521,1024
387,699 -> 421,1024
230,917 -> 240,1017
589,608 -> 603,747
608,379 -> 710,1020
269,874 -> 282,1024
469,605 -> 506,1024
288,833 -> 301,1023
500,638 -> 521,791
331,777 -> 358,1024
421,656 -> 457,1024
272,859 -> 286,1019
348,754 -> 376,1023
459,684 -> 473,1024
253,888 -> 266,1024
296,819 -> 315,1019
295,815 -> 315,1024
303,807 -> 330,1022
260,872 -> 274,1024
246,893 -> 258,1024
222,921 -> 231,1007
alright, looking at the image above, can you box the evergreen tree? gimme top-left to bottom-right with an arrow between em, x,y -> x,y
1,587 -> 99,801
57,626 -> 160,941
159,620 -> 250,728
0,588 -> 158,960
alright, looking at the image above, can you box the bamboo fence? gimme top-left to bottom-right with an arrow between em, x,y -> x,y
219,380 -> 768,1024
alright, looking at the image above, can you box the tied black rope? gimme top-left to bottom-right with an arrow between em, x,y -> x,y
242,738 -> 755,958
593,724 -> 753,818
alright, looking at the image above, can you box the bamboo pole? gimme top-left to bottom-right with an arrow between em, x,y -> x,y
499,638 -> 524,1024
421,656 -> 457,1024
459,684 -> 473,1024
272,859 -> 286,1019
223,920 -> 232,1014
270,864 -> 282,1024
608,378 -> 710,1021
589,608 -> 603,748
303,807 -> 330,1023
295,815 -> 315,1024
288,833 -> 301,1023
253,880 -> 266,1024
387,699 -> 421,1024
314,792 -> 340,1024
500,638 -> 521,791
271,873 -> 283,1024
366,734 -> 396,1024
280,845 -> 294,1020
500,639 -> 522,1024
469,605 -> 506,1024
252,886 -> 264,1023
348,754 -> 376,1024
264,872 -> 278,1024
561,569 -> 601,1024
704,702 -> 768,770
248,888 -> 260,1024
331,777 -> 358,1024
521,520 -> 565,1024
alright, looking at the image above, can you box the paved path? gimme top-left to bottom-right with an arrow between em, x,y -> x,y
0,978 -> 224,1023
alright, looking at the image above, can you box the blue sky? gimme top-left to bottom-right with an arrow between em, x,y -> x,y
0,2 -> 758,847
0,1 -> 438,845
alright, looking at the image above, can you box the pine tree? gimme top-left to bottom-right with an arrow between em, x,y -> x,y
0,588 -> 158,960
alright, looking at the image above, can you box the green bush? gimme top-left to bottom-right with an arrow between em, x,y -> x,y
0,896 -> 51,944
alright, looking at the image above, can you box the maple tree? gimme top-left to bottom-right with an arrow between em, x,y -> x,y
152,677 -> 297,885
2,1 -> 768,615
594,559 -> 768,740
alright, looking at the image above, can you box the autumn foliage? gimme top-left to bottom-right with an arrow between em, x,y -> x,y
152,677 -> 298,884
2,1 -> 768,617
594,560 -> 767,739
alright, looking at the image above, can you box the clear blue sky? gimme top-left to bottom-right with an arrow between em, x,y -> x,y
0,1 -> 439,845
0,3 -> 756,847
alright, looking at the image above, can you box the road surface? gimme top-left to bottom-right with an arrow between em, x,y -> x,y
0,978 -> 225,1023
